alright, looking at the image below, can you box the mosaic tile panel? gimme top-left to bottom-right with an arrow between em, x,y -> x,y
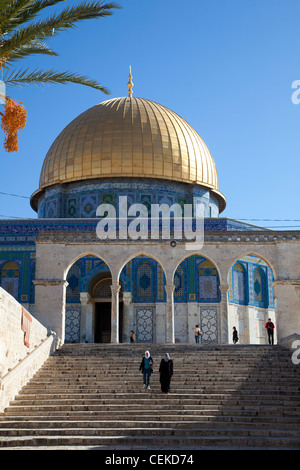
200,306 -> 218,343
135,306 -> 154,342
65,306 -> 81,343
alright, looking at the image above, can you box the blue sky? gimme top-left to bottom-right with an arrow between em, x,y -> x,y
1,0 -> 300,229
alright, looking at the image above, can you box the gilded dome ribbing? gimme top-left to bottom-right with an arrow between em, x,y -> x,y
32,97 -> 226,212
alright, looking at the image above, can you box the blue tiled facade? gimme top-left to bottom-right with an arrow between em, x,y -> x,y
0,179 -> 274,311
36,179 -> 220,219
0,227 -> 274,310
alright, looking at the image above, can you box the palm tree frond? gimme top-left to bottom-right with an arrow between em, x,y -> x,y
5,41 -> 58,63
0,1 -> 36,32
0,1 -> 67,35
1,2 -> 121,59
3,68 -> 110,94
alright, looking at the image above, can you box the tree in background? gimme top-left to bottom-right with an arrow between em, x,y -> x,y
0,0 -> 120,152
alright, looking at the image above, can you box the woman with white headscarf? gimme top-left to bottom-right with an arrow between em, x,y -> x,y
159,353 -> 173,393
139,350 -> 153,389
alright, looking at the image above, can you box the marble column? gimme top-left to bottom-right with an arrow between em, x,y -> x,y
188,302 -> 198,344
110,283 -> 121,343
156,303 -> 166,343
80,292 -> 93,343
165,282 -> 175,344
122,292 -> 132,343
219,283 -> 229,344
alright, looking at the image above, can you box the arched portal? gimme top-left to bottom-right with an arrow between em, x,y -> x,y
227,254 -> 276,344
119,254 -> 166,343
173,254 -> 221,344
65,254 -> 123,343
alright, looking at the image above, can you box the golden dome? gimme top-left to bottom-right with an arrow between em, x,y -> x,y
32,96 -> 226,212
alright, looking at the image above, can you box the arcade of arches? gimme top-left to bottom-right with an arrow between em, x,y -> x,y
32,235 -> 300,346
63,252 -> 275,345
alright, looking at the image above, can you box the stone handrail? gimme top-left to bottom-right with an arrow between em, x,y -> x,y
0,333 -> 59,412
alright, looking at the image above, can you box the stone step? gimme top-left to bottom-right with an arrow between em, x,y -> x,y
21,381 -> 300,391
3,409 -> 299,421
33,369 -> 299,377
21,382 -> 300,392
11,397 -> 300,408
6,393 -> 300,408
1,414 -> 299,426
13,390 -> 300,400
0,434 -> 299,449
47,368 -> 293,374
4,402 -> 299,413
44,357 -> 294,365
18,386 -> 299,397
0,418 -> 299,432
0,425 -> 299,440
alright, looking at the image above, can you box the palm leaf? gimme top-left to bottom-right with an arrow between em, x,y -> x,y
3,42 -> 58,64
3,68 -> 110,94
0,0 -> 37,32
1,2 -> 120,60
0,1 -> 71,34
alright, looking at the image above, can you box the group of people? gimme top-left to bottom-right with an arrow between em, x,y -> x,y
136,317 -> 275,392
139,350 -> 173,393
232,318 -> 275,345
194,319 -> 275,345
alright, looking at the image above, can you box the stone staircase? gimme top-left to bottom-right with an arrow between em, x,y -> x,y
0,343 -> 299,450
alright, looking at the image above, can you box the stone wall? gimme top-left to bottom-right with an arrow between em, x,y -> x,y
0,287 -> 58,412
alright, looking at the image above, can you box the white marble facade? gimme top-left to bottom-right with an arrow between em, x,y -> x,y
33,231 -> 300,346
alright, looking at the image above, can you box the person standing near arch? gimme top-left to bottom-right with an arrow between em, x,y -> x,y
194,324 -> 203,344
265,318 -> 275,345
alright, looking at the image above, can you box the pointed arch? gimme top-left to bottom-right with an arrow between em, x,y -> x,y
117,251 -> 167,280
227,251 -> 276,281
174,262 -> 187,302
65,251 -> 113,279
172,252 -> 221,284
0,261 -> 21,301
253,266 -> 268,308
232,262 -> 248,305
172,254 -> 220,303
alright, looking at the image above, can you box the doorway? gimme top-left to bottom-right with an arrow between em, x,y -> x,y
95,302 -> 123,343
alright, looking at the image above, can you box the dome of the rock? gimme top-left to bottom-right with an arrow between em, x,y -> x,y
30,96 -> 226,214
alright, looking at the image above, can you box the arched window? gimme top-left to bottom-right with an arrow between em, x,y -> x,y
253,267 -> 268,307
174,264 -> 187,302
233,263 -> 247,304
66,263 -> 81,303
0,261 -> 20,300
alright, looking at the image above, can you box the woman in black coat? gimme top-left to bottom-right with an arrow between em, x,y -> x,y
232,326 -> 239,344
159,353 -> 173,393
